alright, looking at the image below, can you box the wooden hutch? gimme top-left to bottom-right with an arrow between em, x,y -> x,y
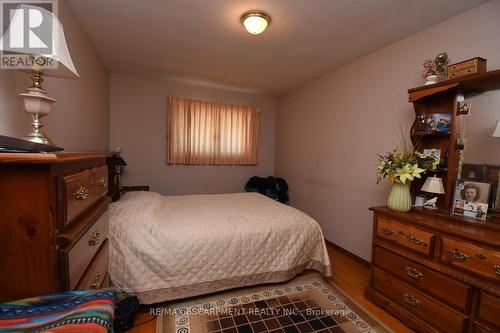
366,70 -> 500,333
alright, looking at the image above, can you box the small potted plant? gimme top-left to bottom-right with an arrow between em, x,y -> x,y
377,142 -> 438,212
422,53 -> 449,85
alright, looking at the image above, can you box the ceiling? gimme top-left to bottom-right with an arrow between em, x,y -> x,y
67,0 -> 488,95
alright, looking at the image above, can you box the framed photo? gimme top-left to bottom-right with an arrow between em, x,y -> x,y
452,179 -> 492,220
423,148 -> 441,163
494,184 -> 500,214
457,100 -> 472,116
428,113 -> 452,132
452,200 -> 488,221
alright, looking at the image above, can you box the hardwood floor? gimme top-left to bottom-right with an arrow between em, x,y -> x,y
128,243 -> 413,333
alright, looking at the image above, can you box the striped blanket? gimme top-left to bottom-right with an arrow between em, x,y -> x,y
0,289 -> 115,332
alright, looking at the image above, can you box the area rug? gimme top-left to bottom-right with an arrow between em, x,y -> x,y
155,274 -> 392,333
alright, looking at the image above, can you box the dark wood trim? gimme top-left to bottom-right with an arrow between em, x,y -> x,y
0,152 -> 113,164
121,185 -> 150,192
324,239 -> 370,268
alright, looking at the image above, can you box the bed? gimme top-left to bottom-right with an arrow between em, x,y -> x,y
108,191 -> 331,304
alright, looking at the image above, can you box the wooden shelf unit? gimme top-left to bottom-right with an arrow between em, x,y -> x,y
408,69 -> 500,212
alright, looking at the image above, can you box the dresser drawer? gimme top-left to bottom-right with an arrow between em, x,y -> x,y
372,267 -> 467,333
477,292 -> 500,330
75,240 -> 109,290
473,322 -> 497,333
472,323 -> 497,333
373,246 -> 470,312
62,165 -> 108,224
441,237 -> 500,281
376,217 -> 435,256
67,210 -> 109,289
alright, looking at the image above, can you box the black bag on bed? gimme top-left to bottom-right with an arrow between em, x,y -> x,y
245,176 -> 289,204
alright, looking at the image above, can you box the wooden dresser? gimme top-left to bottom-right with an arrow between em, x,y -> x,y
365,207 -> 500,333
0,152 -> 113,302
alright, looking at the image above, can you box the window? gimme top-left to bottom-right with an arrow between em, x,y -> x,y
167,96 -> 261,165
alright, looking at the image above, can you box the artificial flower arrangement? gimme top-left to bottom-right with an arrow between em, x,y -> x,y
377,139 -> 439,213
377,150 -> 438,184
377,136 -> 439,213
421,52 -> 450,79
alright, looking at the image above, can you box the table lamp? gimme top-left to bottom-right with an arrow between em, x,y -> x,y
492,120 -> 500,138
421,175 -> 445,209
0,4 -> 79,145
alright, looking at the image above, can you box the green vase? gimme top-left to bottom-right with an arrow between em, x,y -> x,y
387,182 -> 412,213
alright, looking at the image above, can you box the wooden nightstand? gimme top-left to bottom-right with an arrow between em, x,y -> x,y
0,152 -> 113,302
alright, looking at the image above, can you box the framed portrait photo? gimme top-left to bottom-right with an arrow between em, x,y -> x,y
457,100 -> 472,116
452,179 -> 492,220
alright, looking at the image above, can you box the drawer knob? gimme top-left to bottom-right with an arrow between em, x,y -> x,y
408,235 -> 424,246
405,266 -> 424,281
450,249 -> 469,262
88,231 -> 101,247
74,186 -> 88,200
494,265 -> 500,276
98,177 -> 107,187
382,227 -> 394,236
403,293 -> 421,307
89,272 -> 103,290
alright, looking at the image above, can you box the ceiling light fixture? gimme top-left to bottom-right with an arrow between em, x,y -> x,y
241,11 -> 271,35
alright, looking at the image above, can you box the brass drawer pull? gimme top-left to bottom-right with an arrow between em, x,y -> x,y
405,266 -> 424,280
382,227 -> 394,236
450,249 -> 469,262
89,272 -> 103,290
97,177 -> 107,187
494,265 -> 500,276
74,186 -> 88,200
88,231 -> 101,247
403,293 -> 421,307
409,235 -> 424,246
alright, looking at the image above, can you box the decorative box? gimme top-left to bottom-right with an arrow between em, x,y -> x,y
447,57 -> 487,79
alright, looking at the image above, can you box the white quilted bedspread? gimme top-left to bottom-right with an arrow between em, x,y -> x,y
108,191 -> 331,304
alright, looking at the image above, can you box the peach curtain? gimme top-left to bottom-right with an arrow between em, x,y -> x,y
167,96 -> 261,165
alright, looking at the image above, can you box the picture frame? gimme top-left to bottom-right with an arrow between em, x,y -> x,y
452,179 -> 492,220
423,148 -> 441,163
426,113 -> 452,132
457,100 -> 472,116
452,200 -> 488,221
493,169 -> 500,216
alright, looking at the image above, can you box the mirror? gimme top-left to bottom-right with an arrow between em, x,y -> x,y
458,89 -> 500,217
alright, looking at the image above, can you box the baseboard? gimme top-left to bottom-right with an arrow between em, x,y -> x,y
324,239 -> 370,268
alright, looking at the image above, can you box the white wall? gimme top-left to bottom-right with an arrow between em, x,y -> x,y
275,0 -> 500,260
110,73 -> 276,195
0,0 -> 109,151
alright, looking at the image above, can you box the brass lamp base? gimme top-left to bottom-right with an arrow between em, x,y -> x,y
19,71 -> 56,146
22,115 -> 54,145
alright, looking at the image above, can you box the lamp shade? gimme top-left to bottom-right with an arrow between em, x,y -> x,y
421,175 -> 445,194
0,4 -> 78,78
492,120 -> 500,138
